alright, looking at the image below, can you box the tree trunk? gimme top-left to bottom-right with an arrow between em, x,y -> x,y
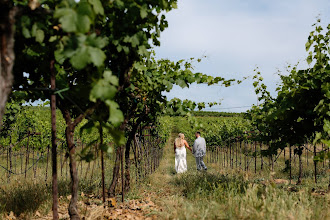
121,146 -> 124,202
328,160 -> 330,193
65,123 -> 80,220
108,118 -> 129,197
109,146 -> 121,197
50,60 -> 59,220
133,134 -> 142,182
58,103 -> 97,219
0,1 -> 16,127
123,122 -> 142,193
99,125 -> 106,205
124,140 -> 131,193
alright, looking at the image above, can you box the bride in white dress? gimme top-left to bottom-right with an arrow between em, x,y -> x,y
174,133 -> 192,173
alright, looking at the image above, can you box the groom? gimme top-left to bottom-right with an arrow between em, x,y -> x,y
192,131 -> 207,171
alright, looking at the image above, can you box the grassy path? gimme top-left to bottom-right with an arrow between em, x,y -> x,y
128,132 -> 237,219
127,132 -> 202,219
127,133 -> 330,220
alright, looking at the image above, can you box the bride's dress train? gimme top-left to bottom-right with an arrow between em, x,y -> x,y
175,147 -> 187,173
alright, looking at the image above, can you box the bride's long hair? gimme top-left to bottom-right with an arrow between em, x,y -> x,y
175,133 -> 185,147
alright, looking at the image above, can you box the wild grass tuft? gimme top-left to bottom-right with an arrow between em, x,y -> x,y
0,180 -> 51,217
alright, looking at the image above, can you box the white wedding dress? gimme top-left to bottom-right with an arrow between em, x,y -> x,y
175,146 -> 187,173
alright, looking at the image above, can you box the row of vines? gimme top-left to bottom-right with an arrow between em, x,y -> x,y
172,115 -> 329,186
0,104 -> 170,216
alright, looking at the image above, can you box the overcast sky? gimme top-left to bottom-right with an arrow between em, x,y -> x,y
155,0 -> 330,112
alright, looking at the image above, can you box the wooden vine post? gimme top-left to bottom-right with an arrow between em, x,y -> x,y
260,142 -> 263,170
254,141 -> 257,173
50,60 -> 59,220
314,145 -> 317,183
121,145 -> 125,202
289,145 -> 292,184
24,131 -> 30,179
99,124 -> 106,205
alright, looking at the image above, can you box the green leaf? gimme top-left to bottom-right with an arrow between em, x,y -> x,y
49,36 -> 57,42
35,29 -> 45,43
31,23 -> 38,36
323,119 -> 330,135
86,34 -> 108,48
313,132 -> 322,145
88,0 -> 104,15
177,79 -> 187,88
104,71 -> 119,86
54,49 -> 66,64
88,47 -> 106,67
115,0 -> 125,8
77,1 -> 94,17
90,80 -> 117,102
130,35 -> 140,47
138,45 -> 148,56
140,4 -> 148,19
70,47 -> 90,69
22,27 -> 31,38
307,52 -> 313,65
106,100 -> 124,127
76,15 -> 91,33
54,8 -> 78,33
321,139 -> 330,147
305,40 -> 312,51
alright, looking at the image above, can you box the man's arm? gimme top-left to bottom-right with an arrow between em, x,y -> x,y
192,139 -> 197,154
202,138 -> 206,152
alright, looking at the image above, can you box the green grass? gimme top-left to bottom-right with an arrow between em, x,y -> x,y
168,170 -> 329,219
127,133 -> 330,220
0,152 -> 117,218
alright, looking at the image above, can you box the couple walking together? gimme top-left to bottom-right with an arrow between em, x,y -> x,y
174,132 -> 207,173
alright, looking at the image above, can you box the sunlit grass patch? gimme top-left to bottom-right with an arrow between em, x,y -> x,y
173,171 -> 247,200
